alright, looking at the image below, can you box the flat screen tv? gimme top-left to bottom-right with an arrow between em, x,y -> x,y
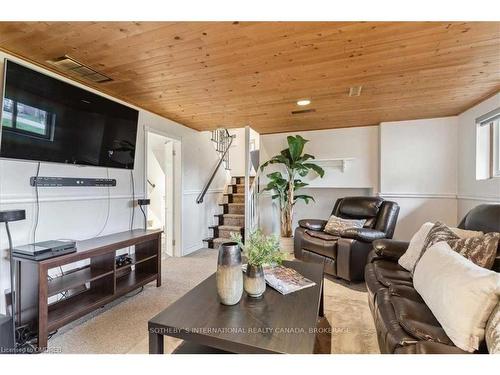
0,60 -> 139,169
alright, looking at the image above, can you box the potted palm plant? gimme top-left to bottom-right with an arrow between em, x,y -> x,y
260,135 -> 324,249
232,230 -> 283,298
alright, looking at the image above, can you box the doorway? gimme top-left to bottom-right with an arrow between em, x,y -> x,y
145,129 -> 181,257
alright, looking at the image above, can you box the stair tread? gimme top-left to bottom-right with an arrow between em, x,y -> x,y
217,225 -> 243,230
224,193 -> 244,196
219,202 -> 244,206
222,213 -> 244,217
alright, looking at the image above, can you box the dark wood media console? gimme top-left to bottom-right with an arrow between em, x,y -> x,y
14,229 -> 162,350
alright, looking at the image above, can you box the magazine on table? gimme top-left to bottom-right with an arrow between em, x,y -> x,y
242,264 -> 316,295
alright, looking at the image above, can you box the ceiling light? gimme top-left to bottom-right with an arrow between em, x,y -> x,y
348,86 -> 363,97
297,99 -> 311,106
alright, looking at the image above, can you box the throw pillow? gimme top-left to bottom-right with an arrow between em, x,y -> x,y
398,222 -> 434,271
413,241 -> 500,352
323,215 -> 366,236
446,232 -> 500,269
411,221 -> 460,273
398,222 -> 483,272
485,302 -> 500,354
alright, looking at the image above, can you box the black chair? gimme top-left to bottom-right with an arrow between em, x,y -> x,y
294,197 -> 400,281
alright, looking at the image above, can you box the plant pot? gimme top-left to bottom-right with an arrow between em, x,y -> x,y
216,242 -> 243,305
244,264 -> 266,298
280,236 -> 294,255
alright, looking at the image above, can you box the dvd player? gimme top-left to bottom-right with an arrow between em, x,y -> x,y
13,240 -> 76,261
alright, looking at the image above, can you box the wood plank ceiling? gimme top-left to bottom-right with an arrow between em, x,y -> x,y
0,22 -> 499,134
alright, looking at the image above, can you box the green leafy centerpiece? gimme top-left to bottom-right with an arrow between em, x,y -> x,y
232,230 -> 283,298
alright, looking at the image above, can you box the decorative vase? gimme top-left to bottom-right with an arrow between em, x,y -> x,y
216,242 -> 243,305
244,264 -> 266,298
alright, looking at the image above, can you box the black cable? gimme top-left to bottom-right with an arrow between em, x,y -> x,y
32,162 -> 41,244
130,169 -> 135,231
94,167 -> 111,238
129,169 -> 135,256
139,204 -> 147,231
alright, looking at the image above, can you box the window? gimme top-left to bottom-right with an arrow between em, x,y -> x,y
1,98 -> 55,140
476,109 -> 500,180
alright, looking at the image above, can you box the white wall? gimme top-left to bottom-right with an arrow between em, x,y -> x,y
227,128 -> 246,177
259,126 -> 379,235
457,92 -> 500,219
0,52 -> 227,313
379,117 -> 459,240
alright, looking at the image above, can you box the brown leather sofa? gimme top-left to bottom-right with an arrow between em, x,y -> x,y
294,197 -> 400,282
365,204 -> 500,354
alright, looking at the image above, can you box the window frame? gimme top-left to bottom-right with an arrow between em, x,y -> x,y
476,108 -> 500,180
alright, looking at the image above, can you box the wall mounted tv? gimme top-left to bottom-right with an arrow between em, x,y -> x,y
0,60 -> 139,169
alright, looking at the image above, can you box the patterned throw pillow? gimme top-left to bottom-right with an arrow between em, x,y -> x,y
323,215 -> 366,236
411,221 -> 459,273
446,232 -> 500,269
485,302 -> 500,354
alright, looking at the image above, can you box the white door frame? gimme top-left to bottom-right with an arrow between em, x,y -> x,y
144,125 -> 182,257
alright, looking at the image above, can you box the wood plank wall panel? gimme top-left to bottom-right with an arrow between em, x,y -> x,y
0,21 -> 498,134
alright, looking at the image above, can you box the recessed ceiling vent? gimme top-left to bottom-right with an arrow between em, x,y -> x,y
291,108 -> 316,115
348,85 -> 363,97
46,55 -> 112,83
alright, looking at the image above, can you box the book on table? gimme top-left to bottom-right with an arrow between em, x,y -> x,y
242,264 -> 316,295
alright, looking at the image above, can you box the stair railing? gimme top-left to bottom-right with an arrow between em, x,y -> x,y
196,128 -> 234,204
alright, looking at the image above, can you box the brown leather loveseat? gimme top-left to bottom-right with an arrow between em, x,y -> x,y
294,197 -> 400,282
365,204 -> 500,354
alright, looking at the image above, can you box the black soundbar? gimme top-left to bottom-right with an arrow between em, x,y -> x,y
30,176 -> 116,187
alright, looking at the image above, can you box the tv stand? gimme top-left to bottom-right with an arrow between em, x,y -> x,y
14,229 -> 162,351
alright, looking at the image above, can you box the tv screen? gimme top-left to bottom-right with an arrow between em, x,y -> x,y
0,60 -> 138,169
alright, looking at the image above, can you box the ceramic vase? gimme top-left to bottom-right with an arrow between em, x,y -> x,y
244,264 -> 266,298
216,242 -> 243,305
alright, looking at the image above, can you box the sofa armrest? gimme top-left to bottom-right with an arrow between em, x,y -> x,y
298,219 -> 327,231
372,239 -> 409,261
341,227 -> 386,243
399,341 -> 471,354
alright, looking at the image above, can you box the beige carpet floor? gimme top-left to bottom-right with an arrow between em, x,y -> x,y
47,249 -> 379,354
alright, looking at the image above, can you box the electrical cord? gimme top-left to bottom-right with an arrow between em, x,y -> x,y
93,167 -> 111,238
130,169 -> 135,231
32,161 -> 41,244
139,204 -> 147,230
128,169 -> 135,256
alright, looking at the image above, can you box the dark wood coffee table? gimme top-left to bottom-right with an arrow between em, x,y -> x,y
148,260 -> 329,354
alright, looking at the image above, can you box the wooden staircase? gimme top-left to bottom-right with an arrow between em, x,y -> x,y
203,176 -> 253,249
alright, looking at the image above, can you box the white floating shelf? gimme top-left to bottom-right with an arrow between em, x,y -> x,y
313,158 -> 355,173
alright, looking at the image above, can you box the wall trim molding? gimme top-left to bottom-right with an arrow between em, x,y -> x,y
0,194 -> 142,204
378,192 -> 457,199
378,192 -> 500,202
457,194 -> 500,202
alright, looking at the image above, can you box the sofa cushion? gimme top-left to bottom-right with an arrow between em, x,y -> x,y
304,230 -> 339,241
414,241 -> 500,352
390,295 -> 453,345
373,288 -> 419,353
337,196 -> 383,219
372,261 -> 413,287
388,284 -> 424,303
324,215 -> 366,236
301,232 -> 338,258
